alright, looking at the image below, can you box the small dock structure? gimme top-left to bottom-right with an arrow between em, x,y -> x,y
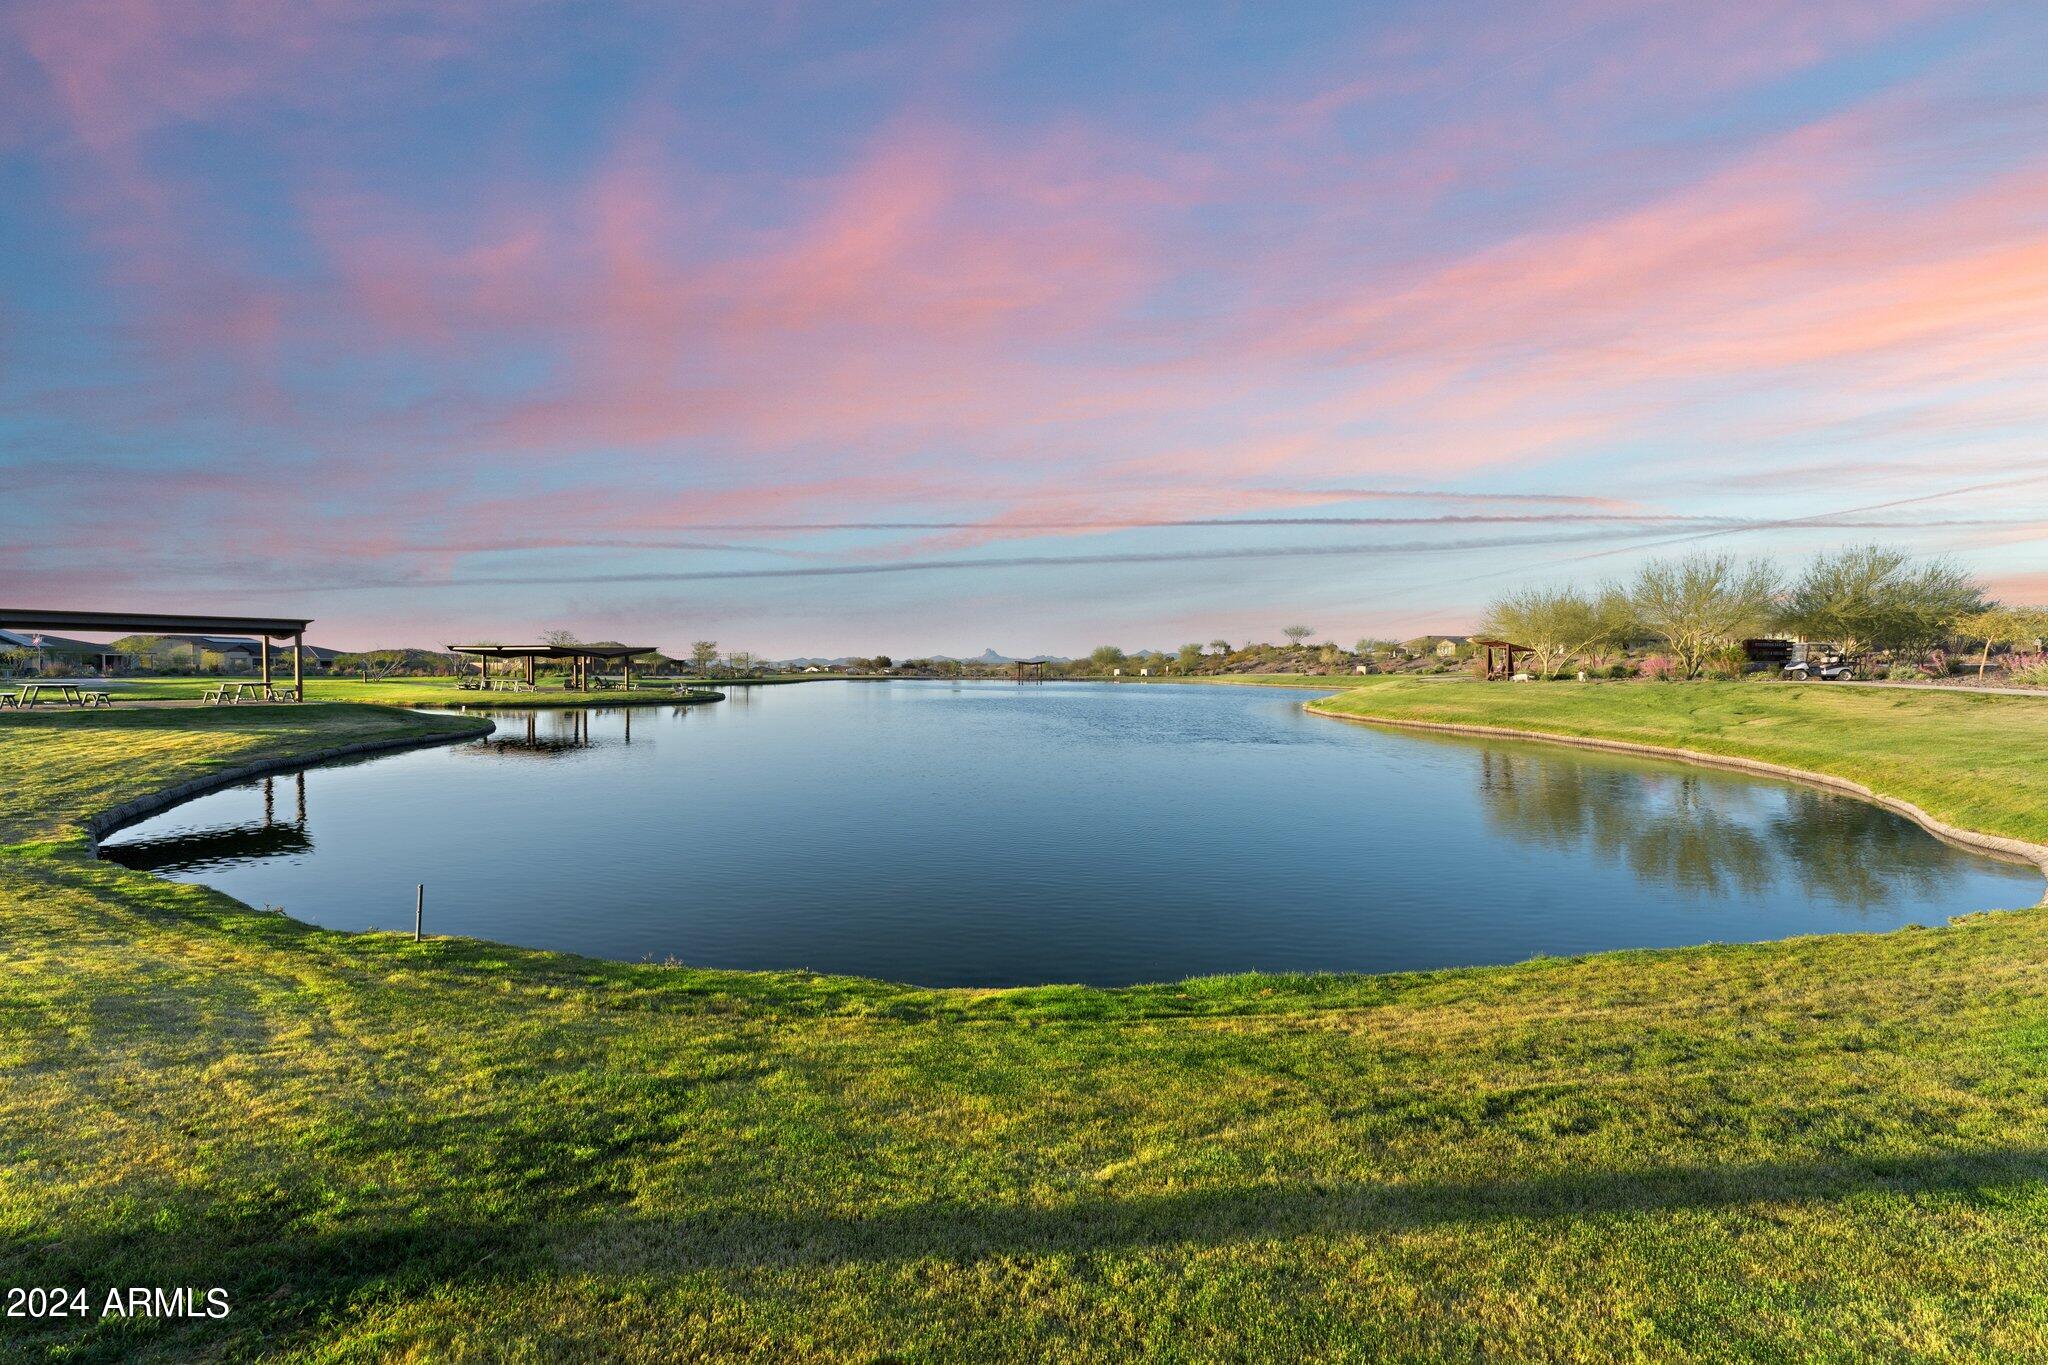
1472,637 -> 1531,681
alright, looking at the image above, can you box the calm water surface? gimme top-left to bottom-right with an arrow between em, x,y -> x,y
102,682 -> 2042,986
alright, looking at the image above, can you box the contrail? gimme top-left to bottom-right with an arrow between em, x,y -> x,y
236,500 -> 2046,594
242,530 -> 1650,593
1364,471 -> 2048,635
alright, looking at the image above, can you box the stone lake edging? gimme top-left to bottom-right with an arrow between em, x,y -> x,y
1305,701 -> 2048,903
84,716 -> 497,850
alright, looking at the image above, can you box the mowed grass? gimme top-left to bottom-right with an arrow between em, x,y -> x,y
4,693 -> 2048,1359
1313,677 -> 2048,849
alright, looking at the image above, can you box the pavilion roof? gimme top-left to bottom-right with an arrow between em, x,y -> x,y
445,643 -> 654,659
0,608 -> 312,638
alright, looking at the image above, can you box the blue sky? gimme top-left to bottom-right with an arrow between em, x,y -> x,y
2,0 -> 2044,653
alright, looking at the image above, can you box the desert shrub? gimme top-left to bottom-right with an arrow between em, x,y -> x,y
1702,644 -> 1748,680
1920,648 -> 1952,679
1638,654 -> 1678,681
1606,663 -> 1630,679
2008,652 -> 2048,687
1886,663 -> 1920,682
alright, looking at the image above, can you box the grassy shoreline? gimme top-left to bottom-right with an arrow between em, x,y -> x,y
7,689 -> 2048,1358
33,676 -> 731,710
1311,678 -> 2048,854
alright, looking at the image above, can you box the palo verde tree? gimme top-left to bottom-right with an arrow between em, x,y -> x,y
1089,644 -> 1128,673
1208,638 -> 1231,656
1482,586 -> 1629,679
689,640 -> 720,673
1176,643 -> 1205,672
1629,553 -> 1780,679
1953,605 -> 2048,677
1777,546 -> 1984,664
1281,625 -> 1315,648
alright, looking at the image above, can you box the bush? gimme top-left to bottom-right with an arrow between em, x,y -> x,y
1886,664 -> 1921,682
1638,655 -> 1678,681
2007,653 -> 2048,687
1702,644 -> 1748,681
1606,663 -> 1630,679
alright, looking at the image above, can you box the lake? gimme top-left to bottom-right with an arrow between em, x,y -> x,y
101,681 -> 2043,986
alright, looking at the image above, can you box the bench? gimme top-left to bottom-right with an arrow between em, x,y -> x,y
0,691 -> 18,709
79,691 -> 112,708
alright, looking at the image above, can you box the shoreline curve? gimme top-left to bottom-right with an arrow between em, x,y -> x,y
85,714 -> 496,850
1305,700 -> 2048,902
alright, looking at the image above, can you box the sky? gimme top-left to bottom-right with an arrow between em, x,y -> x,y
2,0 -> 2045,656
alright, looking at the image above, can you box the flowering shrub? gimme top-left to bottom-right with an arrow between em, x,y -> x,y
1638,654 -> 1678,681
1920,648 -> 1950,678
2008,652 -> 2048,687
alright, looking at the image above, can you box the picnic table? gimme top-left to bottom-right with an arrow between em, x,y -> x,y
16,683 -> 113,708
203,681 -> 297,705
4,683 -> 112,709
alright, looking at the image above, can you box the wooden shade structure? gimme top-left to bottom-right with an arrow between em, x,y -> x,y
446,642 -> 655,692
0,608 -> 312,699
1472,637 -> 1530,680
1013,658 -> 1048,683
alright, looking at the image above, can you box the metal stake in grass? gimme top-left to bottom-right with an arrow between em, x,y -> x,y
414,883 -> 424,942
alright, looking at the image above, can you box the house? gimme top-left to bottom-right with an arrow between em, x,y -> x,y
116,636 -> 342,673
1433,636 -> 1470,659
145,636 -> 264,671
0,628 -> 129,673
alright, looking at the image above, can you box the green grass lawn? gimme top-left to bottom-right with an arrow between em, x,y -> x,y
1313,677 -> 2048,850
5,688 -> 2048,1359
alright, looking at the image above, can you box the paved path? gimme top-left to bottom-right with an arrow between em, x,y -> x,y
1826,679 -> 2048,698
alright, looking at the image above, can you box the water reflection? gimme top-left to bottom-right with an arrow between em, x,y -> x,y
95,684 -> 2044,984
460,707 -> 643,756
1476,749 -> 1952,911
104,772 -> 311,873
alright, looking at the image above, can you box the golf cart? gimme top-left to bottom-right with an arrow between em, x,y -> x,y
1783,649 -> 1853,681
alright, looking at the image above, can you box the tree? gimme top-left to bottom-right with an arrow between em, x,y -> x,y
541,629 -> 581,647
1778,546 -> 1984,664
338,648 -> 409,682
1281,625 -> 1314,647
1318,643 -> 1342,671
1176,643 -> 1205,672
1089,644 -> 1127,673
689,640 -> 719,674
1482,586 -> 1624,679
726,650 -> 755,674
1955,605 -> 2048,677
1208,639 -> 1230,656
1629,553 -> 1779,679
